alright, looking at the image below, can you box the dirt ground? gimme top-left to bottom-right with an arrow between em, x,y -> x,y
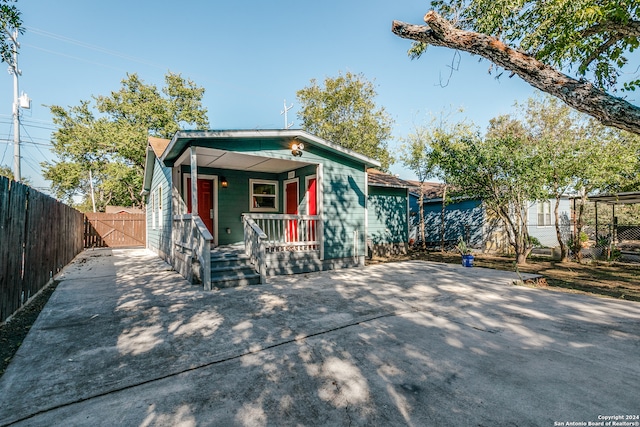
0,281 -> 59,377
369,249 -> 640,302
2,250 -> 639,378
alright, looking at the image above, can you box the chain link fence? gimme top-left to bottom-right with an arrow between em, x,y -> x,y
410,216 -> 640,263
580,223 -> 640,262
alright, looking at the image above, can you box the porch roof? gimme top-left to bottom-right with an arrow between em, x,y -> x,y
161,129 -> 381,169
583,191 -> 640,205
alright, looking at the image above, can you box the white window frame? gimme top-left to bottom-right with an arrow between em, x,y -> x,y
537,201 -> 552,227
250,179 -> 279,212
151,189 -> 157,230
157,185 -> 163,229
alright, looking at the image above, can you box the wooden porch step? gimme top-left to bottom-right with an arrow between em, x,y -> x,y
210,247 -> 261,288
210,270 -> 261,288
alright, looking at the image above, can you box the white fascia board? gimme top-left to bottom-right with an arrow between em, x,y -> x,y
162,129 -> 381,168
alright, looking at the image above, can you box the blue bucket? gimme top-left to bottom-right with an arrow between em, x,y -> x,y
462,254 -> 474,267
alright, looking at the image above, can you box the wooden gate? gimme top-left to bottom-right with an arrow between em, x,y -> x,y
84,213 -> 146,248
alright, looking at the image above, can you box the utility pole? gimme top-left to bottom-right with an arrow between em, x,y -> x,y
9,29 -> 21,181
89,169 -> 97,213
7,29 -> 28,182
280,99 -> 293,129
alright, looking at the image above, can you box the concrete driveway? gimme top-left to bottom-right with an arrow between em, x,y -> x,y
0,248 -> 638,427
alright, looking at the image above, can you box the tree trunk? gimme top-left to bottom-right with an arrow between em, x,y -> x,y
419,189 -> 426,250
391,12 -> 640,136
572,192 -> 587,261
440,184 -> 447,252
553,196 -> 569,262
516,251 -> 529,265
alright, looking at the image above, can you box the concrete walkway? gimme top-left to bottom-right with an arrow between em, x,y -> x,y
0,248 -> 639,426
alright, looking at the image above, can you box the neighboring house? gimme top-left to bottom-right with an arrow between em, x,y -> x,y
408,181 -> 572,252
105,206 -> 145,214
142,129 -> 409,289
366,169 -> 412,257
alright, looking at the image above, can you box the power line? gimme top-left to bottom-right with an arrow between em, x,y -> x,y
0,120 -> 56,132
22,43 -> 129,73
0,140 -> 52,149
25,26 -> 167,70
0,134 -> 11,166
20,124 -> 49,160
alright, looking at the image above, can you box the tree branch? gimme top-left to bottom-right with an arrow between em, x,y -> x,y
392,11 -> 640,135
581,20 -> 640,39
580,36 -> 618,71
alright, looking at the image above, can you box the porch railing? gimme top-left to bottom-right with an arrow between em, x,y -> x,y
173,214 -> 213,290
244,214 -> 320,252
243,217 -> 268,284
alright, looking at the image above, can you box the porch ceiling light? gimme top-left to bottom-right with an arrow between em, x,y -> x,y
220,176 -> 228,188
291,141 -> 304,157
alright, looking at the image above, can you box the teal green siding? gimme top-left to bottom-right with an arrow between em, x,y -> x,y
367,187 -> 408,245
170,138 -> 370,261
147,158 -> 172,259
322,161 -> 367,259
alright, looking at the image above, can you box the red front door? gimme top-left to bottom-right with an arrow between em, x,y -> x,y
187,178 -> 214,235
307,177 -> 317,215
286,181 -> 298,241
307,177 -> 317,241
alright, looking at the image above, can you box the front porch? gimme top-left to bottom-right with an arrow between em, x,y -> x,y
144,130 -> 377,290
171,213 -> 322,289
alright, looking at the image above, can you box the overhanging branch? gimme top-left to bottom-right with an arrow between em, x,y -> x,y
392,11 -> 640,136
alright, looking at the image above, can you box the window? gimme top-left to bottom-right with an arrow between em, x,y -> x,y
537,201 -> 551,226
157,186 -> 163,229
250,179 -> 278,212
151,190 -> 156,229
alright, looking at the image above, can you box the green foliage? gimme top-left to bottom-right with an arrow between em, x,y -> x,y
296,71 -> 394,171
455,237 -> 471,255
528,236 -> 542,248
568,231 -> 589,248
421,113 -> 548,264
399,110 -> 466,183
42,72 -> 209,211
0,164 -> 31,185
0,165 -> 14,180
424,0 -> 640,91
0,0 -> 22,65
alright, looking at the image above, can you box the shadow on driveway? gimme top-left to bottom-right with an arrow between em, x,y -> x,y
0,248 -> 639,426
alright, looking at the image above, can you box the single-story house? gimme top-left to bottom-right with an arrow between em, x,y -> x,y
366,169 -> 412,257
409,181 -> 572,252
105,205 -> 145,214
142,129 -> 410,289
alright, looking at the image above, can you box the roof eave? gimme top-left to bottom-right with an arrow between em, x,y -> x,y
161,129 -> 381,168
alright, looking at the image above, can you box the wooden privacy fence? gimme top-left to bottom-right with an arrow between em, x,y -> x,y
1,177 -> 85,323
84,213 -> 146,248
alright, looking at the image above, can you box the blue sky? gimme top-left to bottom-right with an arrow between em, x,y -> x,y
1,0 -> 544,192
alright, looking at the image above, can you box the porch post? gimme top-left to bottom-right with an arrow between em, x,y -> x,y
317,163 -> 324,260
363,168 -> 368,265
190,146 -> 198,216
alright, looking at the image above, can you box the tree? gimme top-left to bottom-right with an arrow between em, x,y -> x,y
0,164 -> 30,185
0,0 -> 22,66
430,117 -> 547,264
296,71 -> 394,170
42,72 -> 209,211
481,96 -> 640,261
569,121 -> 640,258
400,112 -> 465,250
517,96 -> 587,261
391,2 -> 640,135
